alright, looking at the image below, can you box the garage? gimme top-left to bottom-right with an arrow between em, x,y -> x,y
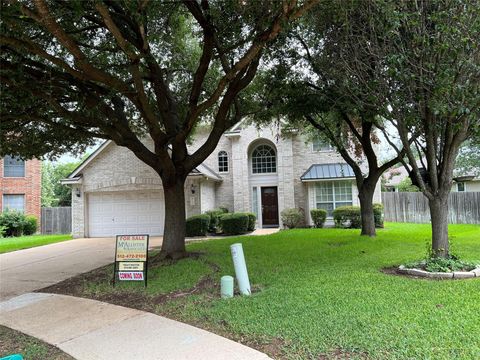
87,191 -> 165,237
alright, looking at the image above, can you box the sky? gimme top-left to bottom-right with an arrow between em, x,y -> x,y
53,142 -> 102,164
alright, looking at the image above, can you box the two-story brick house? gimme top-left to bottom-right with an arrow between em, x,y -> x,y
0,156 -> 42,222
63,122 -> 381,238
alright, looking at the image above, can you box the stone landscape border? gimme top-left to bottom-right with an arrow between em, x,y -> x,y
398,265 -> 480,279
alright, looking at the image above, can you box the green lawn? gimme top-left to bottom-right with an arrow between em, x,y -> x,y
0,325 -> 74,360
51,223 -> 480,359
0,234 -> 73,254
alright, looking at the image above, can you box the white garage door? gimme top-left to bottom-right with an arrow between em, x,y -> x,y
88,191 -> 165,237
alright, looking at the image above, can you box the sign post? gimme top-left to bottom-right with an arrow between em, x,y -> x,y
113,234 -> 149,287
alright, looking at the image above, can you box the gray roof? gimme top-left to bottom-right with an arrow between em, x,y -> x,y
301,163 -> 355,181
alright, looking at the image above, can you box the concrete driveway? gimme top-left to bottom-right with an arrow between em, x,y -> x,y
0,236 -> 163,301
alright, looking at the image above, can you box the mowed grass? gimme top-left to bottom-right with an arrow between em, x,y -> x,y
0,234 -> 73,254
80,223 -> 480,359
0,325 -> 74,360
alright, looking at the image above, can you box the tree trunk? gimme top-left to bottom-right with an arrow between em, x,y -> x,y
358,183 -> 376,237
429,195 -> 449,258
161,178 -> 187,259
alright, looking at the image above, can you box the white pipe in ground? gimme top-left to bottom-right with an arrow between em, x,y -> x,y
230,243 -> 251,295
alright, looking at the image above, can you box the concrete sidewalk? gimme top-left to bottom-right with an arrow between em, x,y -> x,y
0,293 -> 271,360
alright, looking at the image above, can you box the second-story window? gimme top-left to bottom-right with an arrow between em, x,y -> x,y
218,151 -> 229,173
312,138 -> 334,152
252,144 -> 276,174
4,155 -> 25,177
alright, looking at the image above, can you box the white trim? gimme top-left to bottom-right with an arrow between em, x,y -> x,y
302,177 -> 355,183
60,177 -> 83,185
251,185 -> 280,228
312,180 -> 354,219
225,132 -> 241,138
217,151 -> 229,174
65,139 -> 222,182
227,118 -> 247,133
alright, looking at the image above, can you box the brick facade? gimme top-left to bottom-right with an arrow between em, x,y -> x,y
0,158 -> 42,222
69,140 -> 207,237
66,122 -> 382,236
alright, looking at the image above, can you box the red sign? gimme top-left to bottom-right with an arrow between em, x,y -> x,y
118,271 -> 144,281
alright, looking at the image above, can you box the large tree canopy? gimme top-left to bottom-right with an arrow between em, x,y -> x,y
0,0 -> 317,258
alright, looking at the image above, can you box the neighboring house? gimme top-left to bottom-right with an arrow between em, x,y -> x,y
0,156 -> 41,221
383,162 -> 480,192
62,122 -> 382,238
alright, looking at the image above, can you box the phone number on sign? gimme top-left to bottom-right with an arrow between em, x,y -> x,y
116,254 -> 146,260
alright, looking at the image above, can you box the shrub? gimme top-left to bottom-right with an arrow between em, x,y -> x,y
23,215 -> 38,235
333,206 -> 361,228
0,226 -> 6,238
244,212 -> 256,231
218,206 -> 229,213
205,208 -> 228,233
185,214 -> 210,237
0,210 -> 28,237
281,208 -> 304,229
219,213 -> 249,235
405,256 -> 478,273
373,203 -> 384,228
310,209 -> 327,228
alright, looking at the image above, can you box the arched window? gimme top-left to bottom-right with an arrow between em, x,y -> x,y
252,144 -> 276,174
218,151 -> 228,173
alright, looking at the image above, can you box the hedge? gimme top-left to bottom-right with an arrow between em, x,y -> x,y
373,203 -> 384,228
333,206 -> 361,228
23,215 -> 38,235
186,214 -> 210,237
244,212 -> 256,231
219,213 -> 249,235
280,208 -> 304,229
205,208 -> 228,233
310,209 -> 327,228
0,210 -> 29,237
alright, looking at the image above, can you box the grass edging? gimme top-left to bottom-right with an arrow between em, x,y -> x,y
0,234 -> 73,254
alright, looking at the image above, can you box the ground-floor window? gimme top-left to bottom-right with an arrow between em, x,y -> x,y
251,187 -> 259,219
315,180 -> 353,217
3,194 -> 25,212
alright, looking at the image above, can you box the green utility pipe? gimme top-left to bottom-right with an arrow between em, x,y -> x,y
230,243 -> 251,295
221,275 -> 234,298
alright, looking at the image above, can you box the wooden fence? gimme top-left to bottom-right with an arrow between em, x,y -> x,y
382,192 -> 480,224
41,207 -> 72,234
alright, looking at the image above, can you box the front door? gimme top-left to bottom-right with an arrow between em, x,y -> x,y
261,187 -> 279,227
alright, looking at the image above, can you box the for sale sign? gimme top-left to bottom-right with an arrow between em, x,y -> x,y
113,234 -> 149,287
115,235 -> 148,261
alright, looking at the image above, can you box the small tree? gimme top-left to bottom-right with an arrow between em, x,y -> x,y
397,178 -> 419,193
42,160 -> 81,206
